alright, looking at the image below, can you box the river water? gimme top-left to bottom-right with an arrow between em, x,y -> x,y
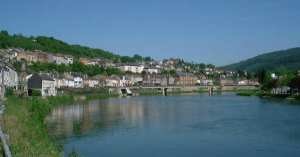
46,93 -> 300,157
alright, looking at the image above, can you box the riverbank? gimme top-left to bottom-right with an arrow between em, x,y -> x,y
1,96 -> 74,157
236,89 -> 300,102
0,90 -> 115,157
236,89 -> 261,96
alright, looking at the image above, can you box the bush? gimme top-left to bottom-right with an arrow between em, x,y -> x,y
5,87 -> 14,96
28,89 -> 42,96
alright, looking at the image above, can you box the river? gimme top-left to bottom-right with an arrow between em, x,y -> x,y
46,93 -> 300,157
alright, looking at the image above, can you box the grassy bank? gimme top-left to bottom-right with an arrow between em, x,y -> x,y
2,96 -> 74,157
238,90 -> 300,101
1,90 -> 114,157
236,89 -> 260,96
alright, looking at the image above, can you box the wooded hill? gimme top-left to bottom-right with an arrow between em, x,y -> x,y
222,47 -> 300,72
0,30 -> 152,63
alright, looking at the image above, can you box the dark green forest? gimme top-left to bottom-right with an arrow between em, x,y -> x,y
222,48 -> 300,72
0,30 -> 152,63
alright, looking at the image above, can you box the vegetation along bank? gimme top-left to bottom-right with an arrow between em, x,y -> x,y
0,90 -> 115,157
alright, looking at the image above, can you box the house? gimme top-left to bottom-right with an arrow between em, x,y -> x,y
84,79 -> 99,88
92,75 -> 107,87
220,79 -> 236,86
0,63 -> 18,98
27,74 -> 57,96
143,67 -> 160,74
51,54 -> 73,65
163,58 -> 181,66
196,74 -> 213,86
79,58 -> 99,65
106,76 -> 121,87
272,86 -> 291,95
95,58 -> 115,67
0,48 -> 19,61
175,72 -> 197,86
238,80 -> 248,85
197,79 -> 213,86
143,74 -> 162,86
35,51 -> 49,63
74,76 -> 84,88
161,75 -> 175,86
120,76 -> 132,87
126,74 -> 143,86
119,64 -> 144,74
0,64 -> 18,88
16,51 -> 38,62
237,79 -> 260,86
16,50 -> 49,63
55,78 -> 75,88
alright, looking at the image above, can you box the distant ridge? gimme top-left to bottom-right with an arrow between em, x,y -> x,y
221,47 -> 300,72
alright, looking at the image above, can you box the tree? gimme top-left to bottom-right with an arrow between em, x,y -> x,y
199,63 -> 206,69
237,70 -> 246,78
289,76 -> 300,90
133,54 -> 143,62
256,69 -> 268,84
262,79 -> 279,91
144,56 -> 152,62
207,64 -> 215,69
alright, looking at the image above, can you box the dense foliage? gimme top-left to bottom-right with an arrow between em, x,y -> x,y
222,48 -> 300,72
0,30 -> 152,63
256,68 -> 299,91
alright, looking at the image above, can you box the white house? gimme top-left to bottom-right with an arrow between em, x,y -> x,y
119,64 -> 144,74
0,64 -> 18,98
197,79 -> 213,86
120,76 -> 132,87
55,78 -> 75,88
238,80 -> 248,85
238,80 -> 260,86
84,79 -> 99,88
143,67 -> 160,74
0,65 -> 18,88
74,76 -> 84,88
51,54 -> 73,65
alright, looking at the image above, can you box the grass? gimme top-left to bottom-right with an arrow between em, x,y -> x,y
0,88 -> 116,157
1,95 -> 74,157
236,89 -> 260,96
0,142 -> 3,157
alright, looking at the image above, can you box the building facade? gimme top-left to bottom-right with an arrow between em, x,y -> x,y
27,74 -> 57,96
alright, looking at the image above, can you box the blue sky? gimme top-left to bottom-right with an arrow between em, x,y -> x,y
0,0 -> 300,65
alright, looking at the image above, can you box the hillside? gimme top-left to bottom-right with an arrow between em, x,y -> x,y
222,47 -> 300,72
0,30 -> 151,63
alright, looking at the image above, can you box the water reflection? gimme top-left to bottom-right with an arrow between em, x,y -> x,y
46,94 -> 300,157
46,95 -> 207,139
46,97 -> 161,138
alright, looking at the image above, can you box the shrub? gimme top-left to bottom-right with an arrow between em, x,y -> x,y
5,87 -> 14,96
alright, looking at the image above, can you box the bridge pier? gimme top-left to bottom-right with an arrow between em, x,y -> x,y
162,88 -> 168,96
208,86 -> 213,96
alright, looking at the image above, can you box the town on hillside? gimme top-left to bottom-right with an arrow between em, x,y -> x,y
0,48 -> 261,97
